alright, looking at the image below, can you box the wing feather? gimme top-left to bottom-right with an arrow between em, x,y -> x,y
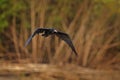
25,28 -> 48,47
55,31 -> 78,56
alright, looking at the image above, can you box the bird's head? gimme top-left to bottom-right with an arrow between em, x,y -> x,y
53,29 -> 57,33
49,28 -> 58,33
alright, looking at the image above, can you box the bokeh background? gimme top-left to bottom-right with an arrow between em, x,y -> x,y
0,0 -> 120,80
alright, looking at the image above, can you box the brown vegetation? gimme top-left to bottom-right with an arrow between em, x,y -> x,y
0,0 -> 120,79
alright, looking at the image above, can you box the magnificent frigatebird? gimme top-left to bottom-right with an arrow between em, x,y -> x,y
25,28 -> 78,56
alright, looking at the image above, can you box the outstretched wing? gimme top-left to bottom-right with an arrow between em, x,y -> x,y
25,28 -> 48,47
55,31 -> 78,56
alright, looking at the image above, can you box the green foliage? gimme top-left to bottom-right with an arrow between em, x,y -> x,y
94,0 -> 120,13
0,0 -> 10,32
0,0 -> 26,32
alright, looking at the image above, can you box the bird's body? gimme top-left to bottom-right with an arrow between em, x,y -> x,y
25,28 -> 78,56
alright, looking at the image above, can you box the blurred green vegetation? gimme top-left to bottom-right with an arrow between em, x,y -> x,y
0,0 -> 26,31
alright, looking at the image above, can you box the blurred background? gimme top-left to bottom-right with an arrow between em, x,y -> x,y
0,0 -> 120,76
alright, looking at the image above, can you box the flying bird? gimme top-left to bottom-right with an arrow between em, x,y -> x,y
25,28 -> 78,56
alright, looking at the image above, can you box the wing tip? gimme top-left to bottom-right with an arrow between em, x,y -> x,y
24,42 -> 28,47
74,51 -> 78,56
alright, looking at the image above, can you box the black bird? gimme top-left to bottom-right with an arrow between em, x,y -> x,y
25,28 -> 78,56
